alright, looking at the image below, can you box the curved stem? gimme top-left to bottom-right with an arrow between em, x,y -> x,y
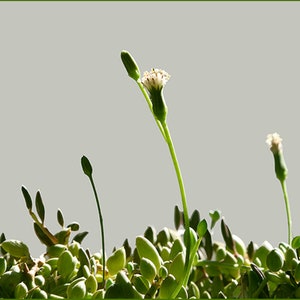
89,175 -> 106,284
280,180 -> 292,245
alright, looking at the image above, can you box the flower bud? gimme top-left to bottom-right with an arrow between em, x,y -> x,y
266,133 -> 288,182
121,50 -> 140,81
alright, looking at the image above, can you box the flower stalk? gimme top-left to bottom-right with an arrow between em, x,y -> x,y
121,51 -> 191,297
266,133 -> 292,245
81,156 -> 106,284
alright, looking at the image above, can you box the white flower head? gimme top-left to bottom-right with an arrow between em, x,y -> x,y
266,132 -> 283,154
141,68 -> 170,92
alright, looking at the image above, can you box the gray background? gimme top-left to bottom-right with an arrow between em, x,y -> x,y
1,2 -> 300,257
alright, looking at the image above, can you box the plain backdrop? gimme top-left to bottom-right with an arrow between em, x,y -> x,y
1,2 -> 300,257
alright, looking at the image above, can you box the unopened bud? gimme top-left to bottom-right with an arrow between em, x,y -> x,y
121,50 -> 140,81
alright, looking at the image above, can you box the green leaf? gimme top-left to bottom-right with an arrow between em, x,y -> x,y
72,231 -> 89,244
14,282 -> 28,299
0,233 -> 7,255
81,156 -> 93,177
143,226 -> 157,244
34,223 -> 54,247
67,222 -> 80,231
292,236 -> 300,249
174,205 -> 183,230
21,185 -> 32,210
169,252 -> 185,282
221,218 -> 235,253
140,257 -> 157,282
266,248 -> 284,272
35,191 -> 45,224
158,275 -> 178,298
197,219 -> 208,238
105,271 -> 142,298
0,257 -> 7,276
107,247 -> 126,276
122,238 -> 132,258
57,250 -> 77,280
189,209 -> 200,232
209,210 -> 221,229
157,227 -> 170,246
136,236 -> 162,274
57,209 -> 64,228
1,240 -> 30,258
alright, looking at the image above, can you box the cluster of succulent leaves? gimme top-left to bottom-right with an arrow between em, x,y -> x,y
2,191 -> 300,299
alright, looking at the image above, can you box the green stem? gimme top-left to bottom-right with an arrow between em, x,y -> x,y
161,122 -> 190,298
280,180 -> 292,245
89,175 -> 106,284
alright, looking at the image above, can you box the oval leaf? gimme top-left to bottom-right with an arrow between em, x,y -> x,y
57,209 -> 64,228
136,236 -> 162,274
21,185 -> 32,210
35,191 -> 45,224
1,240 -> 30,258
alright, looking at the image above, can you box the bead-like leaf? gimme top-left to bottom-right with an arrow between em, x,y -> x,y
21,185 -> 32,210
35,191 -> 45,224
57,209 -> 64,228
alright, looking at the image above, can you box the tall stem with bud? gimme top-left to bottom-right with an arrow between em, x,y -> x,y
266,133 -> 292,245
121,51 -> 191,296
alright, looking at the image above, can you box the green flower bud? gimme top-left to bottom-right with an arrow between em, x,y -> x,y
81,155 -> 93,177
121,50 -> 140,81
266,133 -> 288,182
141,68 -> 170,124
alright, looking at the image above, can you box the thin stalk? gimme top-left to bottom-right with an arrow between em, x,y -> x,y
89,175 -> 106,284
280,180 -> 292,245
161,122 -> 191,297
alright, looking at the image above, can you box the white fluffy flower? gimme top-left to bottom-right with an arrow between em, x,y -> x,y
141,68 -> 170,92
266,132 -> 283,154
